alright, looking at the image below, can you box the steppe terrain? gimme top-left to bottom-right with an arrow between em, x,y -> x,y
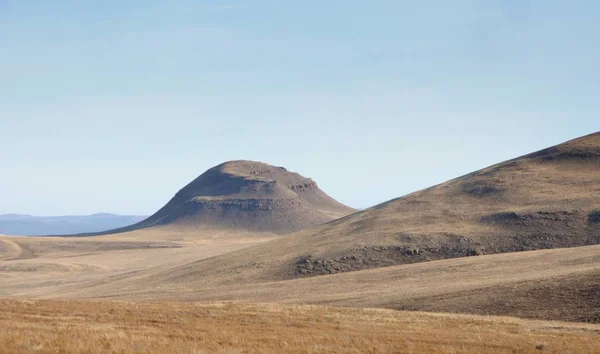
1,230 -> 600,323
193,132 -> 600,281
1,133 -> 599,353
2,300 -> 600,354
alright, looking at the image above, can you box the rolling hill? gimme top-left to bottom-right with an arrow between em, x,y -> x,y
164,132 -> 600,281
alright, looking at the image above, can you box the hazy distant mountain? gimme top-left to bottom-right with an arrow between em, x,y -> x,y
0,213 -> 147,236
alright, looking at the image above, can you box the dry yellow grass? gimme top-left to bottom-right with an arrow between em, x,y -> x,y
0,227 -> 276,298
2,228 -> 600,323
1,299 -> 599,354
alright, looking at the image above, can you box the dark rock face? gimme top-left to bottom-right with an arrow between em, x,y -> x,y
294,247 -> 425,276
589,211 -> 600,224
480,210 -> 576,225
480,212 -> 523,224
294,242 -> 488,277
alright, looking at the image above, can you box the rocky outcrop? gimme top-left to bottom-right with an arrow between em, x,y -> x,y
589,211 -> 600,224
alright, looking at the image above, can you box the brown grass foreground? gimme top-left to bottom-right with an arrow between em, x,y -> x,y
1,299 -> 599,353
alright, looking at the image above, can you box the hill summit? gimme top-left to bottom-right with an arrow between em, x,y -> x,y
115,160 -> 355,234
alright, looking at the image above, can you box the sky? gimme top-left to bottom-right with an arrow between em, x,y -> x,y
0,0 -> 598,216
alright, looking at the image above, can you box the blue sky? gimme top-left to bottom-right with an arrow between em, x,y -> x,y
1,1 -> 598,215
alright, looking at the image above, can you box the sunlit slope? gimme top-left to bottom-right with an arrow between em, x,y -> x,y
176,132 -> 600,280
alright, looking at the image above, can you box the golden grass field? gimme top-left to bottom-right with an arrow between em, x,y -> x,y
1,228 -> 600,323
2,299 -> 600,354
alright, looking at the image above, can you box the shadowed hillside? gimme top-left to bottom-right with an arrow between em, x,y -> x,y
93,160 -> 355,235
175,132 -> 600,280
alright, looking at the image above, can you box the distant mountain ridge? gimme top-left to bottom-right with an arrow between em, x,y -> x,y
0,213 -> 147,236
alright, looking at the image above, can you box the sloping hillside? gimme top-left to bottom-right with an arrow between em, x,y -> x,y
173,132 -> 600,280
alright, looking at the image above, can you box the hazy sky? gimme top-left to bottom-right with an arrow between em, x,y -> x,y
1,1 -> 598,215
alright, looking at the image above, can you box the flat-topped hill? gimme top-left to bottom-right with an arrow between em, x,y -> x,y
101,160 -> 355,234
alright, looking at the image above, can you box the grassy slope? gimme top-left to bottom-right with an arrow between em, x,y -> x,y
170,132 -> 600,281
1,299 -> 599,354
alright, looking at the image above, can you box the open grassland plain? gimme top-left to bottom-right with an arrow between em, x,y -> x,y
1,227 -> 600,324
1,299 -> 600,354
0,226 -> 276,298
